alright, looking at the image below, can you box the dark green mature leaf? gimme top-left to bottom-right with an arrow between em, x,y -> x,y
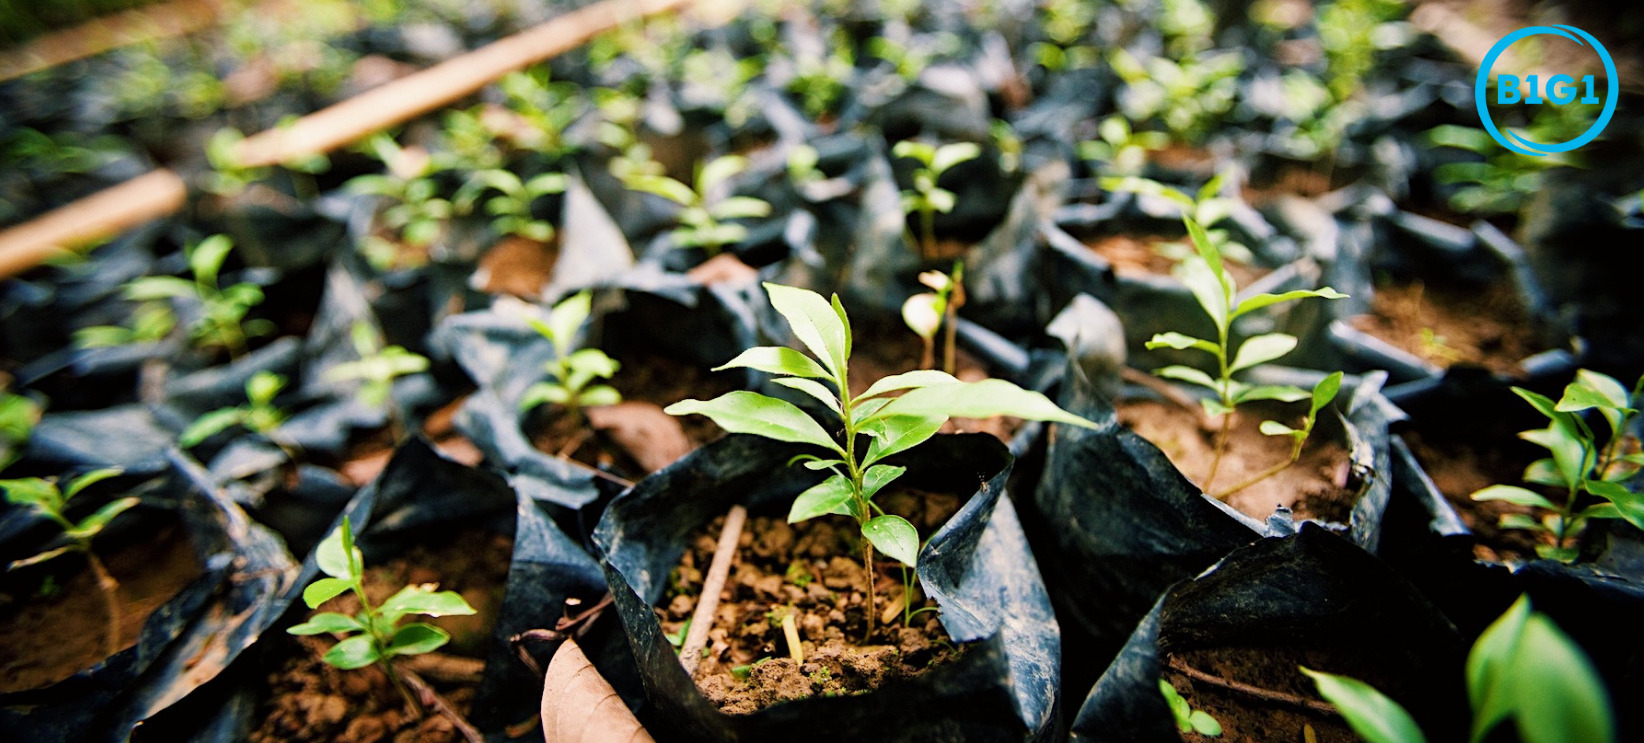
1230,333 -> 1298,372
863,415 -> 945,466
379,585 -> 476,624
862,514 -> 919,567
324,635 -> 381,669
1467,596 -> 1531,735
1231,288 -> 1348,319
763,283 -> 848,377
1302,667 -> 1428,743
386,623 -> 452,657
666,392 -> 843,454
858,370 -> 960,400
1471,485 -> 1556,510
870,379 -> 1097,429
716,346 -> 835,378
303,577 -> 354,609
287,611 -> 364,636
789,474 -> 856,522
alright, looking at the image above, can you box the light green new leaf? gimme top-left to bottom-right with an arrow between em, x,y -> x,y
386,622 -> 452,657
666,392 -> 843,454
1,478 -> 59,511
314,521 -> 359,581
863,415 -> 946,466
763,283 -> 848,377
302,577 -> 354,609
1182,215 -> 1225,286
626,174 -> 696,206
1311,372 -> 1344,416
546,291 -> 593,356
1231,288 -> 1348,319
287,611 -> 364,635
1154,365 -> 1219,392
1260,420 -> 1299,437
324,635 -> 382,669
789,474 -> 856,522
520,382 -> 571,410
1556,369 -> 1631,413
1230,333 -> 1298,373
714,346 -> 831,379
1233,385 -> 1310,404
1475,612 -> 1614,743
1302,667 -> 1427,743
712,196 -> 772,220
67,497 -> 139,540
1519,424 -> 1585,491
1466,595 -> 1531,731
862,514 -> 920,567
189,234 -> 235,287
124,276 -> 197,301
871,379 -> 1097,429
860,465 -> 906,500
774,377 -> 842,413
1470,485 -> 1556,510
1145,332 -> 1217,354
65,468 -> 124,499
858,370 -> 961,400
1510,387 -> 1562,421
379,585 -> 477,624
179,408 -> 246,447
1187,711 -> 1222,737
1175,257 -> 1228,332
931,142 -> 981,174
577,385 -> 622,408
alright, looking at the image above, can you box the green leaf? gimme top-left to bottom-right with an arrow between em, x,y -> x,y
302,577 -> 355,609
1584,480 -> 1644,532
1230,333 -> 1298,373
1519,424 -> 1585,491
870,379 -> 1097,429
858,370 -> 961,401
931,142 -> 981,174
1511,387 -> 1562,421
626,174 -> 696,206
1231,288 -> 1348,319
189,234 -> 235,287
287,611 -> 365,636
1145,332 -> 1217,354
714,346 -> 831,379
1302,667 -> 1427,743
65,468 -> 123,499
314,522 -> 358,580
1311,372 -> 1344,417
386,622 -> 452,657
1200,398 -> 1234,417
1233,385 -> 1310,404
789,474 -> 856,522
1524,460 -> 1563,488
2,478 -> 61,512
712,196 -> 771,220
1182,215 -> 1224,281
1260,420 -> 1299,437
520,382 -> 570,411
892,140 -> 935,166
1471,485 -> 1557,510
862,415 -> 945,466
1154,365 -> 1219,392
1175,257 -> 1228,333
1556,369 -> 1631,413
546,291 -> 593,357
763,283 -> 849,378
862,514 -> 920,567
902,293 -> 943,338
380,585 -> 476,624
1498,513 -> 1544,531
179,408 -> 247,447
860,465 -> 906,500
323,635 -> 381,669
1159,680 -> 1192,727
1467,595 -> 1532,731
246,371 -> 285,406
774,377 -> 842,413
68,497 -> 139,539
698,155 -> 747,193
577,385 -> 623,408
665,392 -> 843,454
124,276 -> 197,301
1187,710 -> 1223,737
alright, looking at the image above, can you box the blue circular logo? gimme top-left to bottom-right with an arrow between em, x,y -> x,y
1475,25 -> 1617,157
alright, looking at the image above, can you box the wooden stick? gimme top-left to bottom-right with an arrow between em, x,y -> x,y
0,0 -> 223,83
1166,656 -> 1339,716
231,0 -> 697,168
0,169 -> 186,279
398,664 -> 485,743
678,504 -> 745,676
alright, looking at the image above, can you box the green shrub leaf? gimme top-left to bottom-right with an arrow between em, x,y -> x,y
862,514 -> 920,567
666,392 -> 843,454
789,474 -> 856,523
1302,667 -> 1427,743
714,346 -> 831,379
386,622 -> 452,657
288,612 -> 364,636
324,635 -> 382,669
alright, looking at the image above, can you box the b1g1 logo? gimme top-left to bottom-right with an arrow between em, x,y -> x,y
1476,25 -> 1617,157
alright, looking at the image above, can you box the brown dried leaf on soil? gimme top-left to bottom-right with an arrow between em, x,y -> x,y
541,638 -> 654,743
585,401 -> 692,474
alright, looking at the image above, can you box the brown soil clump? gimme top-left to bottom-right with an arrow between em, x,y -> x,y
1348,278 -> 1546,376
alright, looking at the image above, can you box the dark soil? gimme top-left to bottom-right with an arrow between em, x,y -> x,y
247,529 -> 512,743
1120,398 -> 1358,524
1161,646 -> 1366,743
0,523 -> 202,693
1348,277 -> 1546,376
1082,233 -> 1270,289
661,490 -> 963,715
846,316 -> 1023,443
1401,429 -> 1546,563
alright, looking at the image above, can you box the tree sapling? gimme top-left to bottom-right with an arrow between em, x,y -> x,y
79,234 -> 270,359
180,371 -> 288,448
893,139 -> 981,261
519,292 -> 623,429
901,260 -> 965,374
453,169 -> 568,243
325,322 -> 430,439
623,154 -> 772,256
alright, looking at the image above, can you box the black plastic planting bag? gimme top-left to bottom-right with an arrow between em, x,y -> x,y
0,451 -> 295,743
1028,361 -> 1400,677
595,433 -> 1059,742
1069,525 -> 1468,742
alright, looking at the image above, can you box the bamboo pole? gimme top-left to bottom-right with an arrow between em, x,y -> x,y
0,0 -> 224,83
0,170 -> 187,279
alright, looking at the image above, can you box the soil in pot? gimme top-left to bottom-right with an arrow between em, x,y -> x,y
331,395 -> 486,487
1119,398 -> 1357,524
1347,276 -> 1546,376
1079,232 -> 1269,289
1400,428 -> 1546,563
248,528 -> 512,743
659,489 -> 962,715
846,316 -> 1022,442
1159,645 -> 1375,743
0,522 -> 202,693
472,234 -> 558,299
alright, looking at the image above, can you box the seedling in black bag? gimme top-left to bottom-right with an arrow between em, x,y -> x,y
1142,214 -> 1346,497
79,234 -> 270,359
0,389 -> 43,472
1303,595 -> 1613,743
1471,369 -> 1644,562
325,322 -> 430,439
520,292 -> 623,426
1159,679 -> 1222,737
453,169 -> 567,243
180,371 -> 288,448
288,517 -> 477,713
624,154 -> 772,256
893,139 -> 980,261
348,134 -> 455,268
2,468 -> 133,656
668,282 -> 1096,635
900,261 -> 964,374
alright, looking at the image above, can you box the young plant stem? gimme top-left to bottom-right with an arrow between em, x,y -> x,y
919,336 -> 935,371
919,204 -> 936,262
83,548 -> 122,658
834,363 -> 880,641
1204,413 -> 1232,494
861,541 -> 877,639
941,280 -> 963,376
1203,319 -> 1235,493
679,504 -> 746,676
1212,439 -> 1302,499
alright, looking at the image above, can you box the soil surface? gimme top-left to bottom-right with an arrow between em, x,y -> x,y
1120,398 -> 1357,524
1082,233 -> 1269,289
847,316 -> 1022,443
1348,278 -> 1546,376
248,529 -> 511,743
473,235 -> 558,298
0,523 -> 202,692
1401,429 -> 1546,563
1162,646 -> 1366,743
662,490 -> 962,715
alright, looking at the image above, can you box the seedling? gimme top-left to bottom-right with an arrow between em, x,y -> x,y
1470,369 -> 1644,562
623,155 -> 772,256
348,134 -> 454,268
900,261 -> 965,374
784,28 -> 854,119
1302,595 -> 1613,743
519,292 -> 623,425
1141,214 -> 1346,497
180,371 -> 288,448
667,282 -> 1096,636
325,322 -> 430,439
0,390 -> 43,471
101,235 -> 270,359
1108,47 -> 1242,145
893,140 -> 982,261
454,169 -> 568,243
288,517 -> 477,713
681,47 -> 762,126
498,68 -> 583,159
1160,679 -> 1223,737
1426,103 -> 1590,215
2,468 -> 133,657
1101,173 -> 1254,265
1029,0 -> 1098,70
1078,116 -> 1170,179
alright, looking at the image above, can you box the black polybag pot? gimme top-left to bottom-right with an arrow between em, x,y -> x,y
594,433 -> 1060,742
1068,525 -> 1468,742
0,452 -> 295,743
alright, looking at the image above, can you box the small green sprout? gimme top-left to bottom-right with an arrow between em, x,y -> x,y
1102,173 -> 1254,264
893,140 -> 982,260
667,283 -> 1096,637
97,235 -> 270,359
1108,47 -> 1242,145
454,169 -> 568,243
1471,369 -> 1644,562
324,322 -> 430,439
1,389 -> 44,472
1028,0 -> 1098,70
498,68 -> 583,159
1302,595 -> 1614,743
623,155 -> 772,256
785,29 -> 854,118
1141,214 -> 1347,497
785,560 -> 813,588
349,134 -> 454,267
180,371 -> 288,448
666,617 -> 693,652
901,261 -> 965,374
1159,679 -> 1223,737
520,292 -> 623,423
788,145 -> 824,189
288,517 -> 477,711
1079,116 -> 1171,178
2,468 -> 133,657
